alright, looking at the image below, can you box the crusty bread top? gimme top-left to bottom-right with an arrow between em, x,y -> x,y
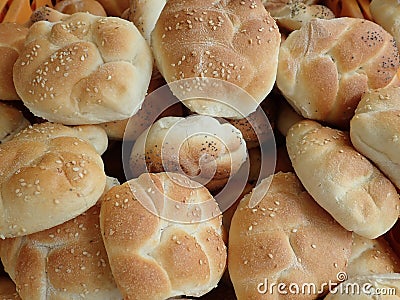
277,17 -> 399,128
100,172 -> 227,299
151,0 -> 281,118
228,172 -> 352,300
13,12 -> 153,125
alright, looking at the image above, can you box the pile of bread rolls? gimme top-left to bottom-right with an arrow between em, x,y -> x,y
1,0 -> 400,299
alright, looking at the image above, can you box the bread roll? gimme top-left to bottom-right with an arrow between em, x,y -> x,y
14,12 -> 153,125
95,0 -> 129,16
0,202 -> 122,300
55,0 -> 107,16
130,115 -> 247,192
0,122 -> 107,238
129,0 -> 167,42
0,277 -> 20,300
324,274 -> 400,299
350,86 -> 400,190
324,0 -> 372,19
277,17 -> 399,128
276,99 -> 304,137
0,103 -> 30,143
100,172 -> 227,299
347,234 -> 400,277
228,172 -> 352,300
151,0 -> 281,119
286,120 -> 400,239
263,0 -> 335,31
28,6 -> 69,26
370,0 -> 400,45
0,22 -> 28,101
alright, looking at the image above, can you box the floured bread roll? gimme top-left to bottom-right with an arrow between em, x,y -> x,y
262,0 -> 335,31
151,0 -> 281,119
0,22 -> 28,101
130,115 -> 247,192
370,0 -> 400,45
324,274 -> 400,299
129,0 -> 167,42
347,234 -> 400,277
229,172 -> 352,300
286,120 -> 400,239
0,122 -> 107,238
54,0 -> 107,16
0,103 -> 30,143
277,17 -> 399,128
0,201 -> 122,300
13,12 -> 152,125
0,277 -> 20,300
100,172 -> 227,299
350,86 -> 400,190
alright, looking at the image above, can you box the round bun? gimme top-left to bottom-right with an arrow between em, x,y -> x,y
286,120 -> 400,239
129,0 -> 167,42
0,277 -> 20,299
100,172 -> 227,299
151,0 -> 281,119
55,0 -> 107,16
370,0 -> 400,45
263,0 -> 335,31
350,86 -> 400,190
13,12 -> 153,125
95,0 -> 129,16
0,103 -> 30,143
130,115 -> 247,192
277,17 -> 399,128
0,122 -> 107,238
347,234 -> 400,277
324,274 -> 400,300
0,203 -> 122,299
228,172 -> 352,299
0,22 -> 28,101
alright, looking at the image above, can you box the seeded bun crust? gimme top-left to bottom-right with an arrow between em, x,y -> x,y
286,120 -> 400,239
0,122 -> 107,238
13,12 -> 153,125
0,103 -> 30,143
100,173 -> 227,299
0,22 -> 28,101
151,0 -> 281,119
277,17 -> 399,128
228,172 -> 352,300
130,115 -> 247,192
350,86 -> 400,190
0,202 -> 122,300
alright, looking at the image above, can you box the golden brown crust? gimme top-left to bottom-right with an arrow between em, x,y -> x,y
0,203 -> 122,299
286,120 -> 400,239
151,0 -> 281,118
228,172 -> 352,300
55,0 -> 107,16
277,17 -> 399,128
0,103 -> 30,143
0,122 -> 107,238
95,0 -> 130,16
14,13 -> 153,125
350,86 -> 400,190
100,173 -> 227,299
0,23 -> 28,101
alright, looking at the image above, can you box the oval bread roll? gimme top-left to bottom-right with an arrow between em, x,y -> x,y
0,122 -> 107,238
95,0 -> 129,16
0,22 -> 28,101
228,172 -> 352,300
370,0 -> 400,44
350,86 -> 400,190
100,173 -> 227,299
277,17 -> 399,128
286,120 -> 400,239
151,0 -> 281,119
13,12 -> 153,125
54,0 -> 107,16
0,103 -> 30,143
0,203 -> 122,300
